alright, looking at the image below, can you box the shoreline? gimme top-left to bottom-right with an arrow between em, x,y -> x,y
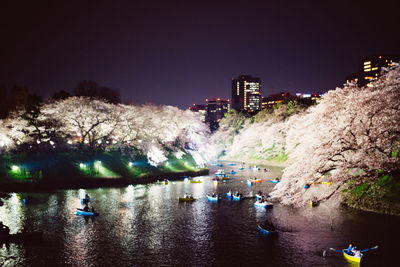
219,158 -> 288,168
0,169 -> 209,193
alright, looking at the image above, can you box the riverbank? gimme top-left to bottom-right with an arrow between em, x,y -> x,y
219,158 -> 288,168
0,169 -> 209,192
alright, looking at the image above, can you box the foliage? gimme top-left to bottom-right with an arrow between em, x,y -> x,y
0,97 -> 210,167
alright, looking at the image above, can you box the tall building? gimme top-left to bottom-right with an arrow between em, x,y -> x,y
205,98 -> 230,131
231,75 -> 261,112
346,55 -> 399,86
188,104 -> 206,122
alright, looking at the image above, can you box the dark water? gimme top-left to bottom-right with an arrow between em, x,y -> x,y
1,165 -> 399,266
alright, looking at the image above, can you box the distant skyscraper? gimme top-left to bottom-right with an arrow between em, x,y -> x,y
205,98 -> 230,131
346,55 -> 399,86
231,75 -> 261,112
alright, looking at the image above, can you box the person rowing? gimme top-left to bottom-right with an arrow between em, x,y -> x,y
82,193 -> 90,204
346,244 -> 356,255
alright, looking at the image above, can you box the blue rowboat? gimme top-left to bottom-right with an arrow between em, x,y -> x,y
227,163 -> 236,166
258,225 -> 271,235
226,192 -> 232,198
232,194 -> 241,201
206,194 -> 220,201
254,201 -> 273,208
270,179 -> 280,184
238,167 -> 244,170
76,208 -> 99,216
228,171 -> 236,174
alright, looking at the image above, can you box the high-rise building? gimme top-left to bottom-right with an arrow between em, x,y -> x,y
231,75 -> 261,112
205,98 -> 230,131
188,104 -> 206,122
346,55 -> 399,86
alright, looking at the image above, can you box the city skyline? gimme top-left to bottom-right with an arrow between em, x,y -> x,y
1,1 -> 399,109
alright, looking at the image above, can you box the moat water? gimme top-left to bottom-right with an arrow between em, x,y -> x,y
0,165 -> 398,266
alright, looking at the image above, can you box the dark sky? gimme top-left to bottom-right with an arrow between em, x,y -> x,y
1,0 -> 399,109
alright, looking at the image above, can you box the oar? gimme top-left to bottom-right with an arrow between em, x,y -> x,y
329,248 -> 344,253
323,248 -> 343,257
361,245 -> 378,253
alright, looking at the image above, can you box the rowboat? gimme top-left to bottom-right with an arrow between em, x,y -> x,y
206,194 -> 220,201
1,231 -> 43,243
232,194 -> 241,201
162,180 -> 169,185
254,201 -> 273,208
226,192 -> 232,198
248,179 -> 262,185
215,170 -> 225,175
228,171 -> 236,174
178,197 -> 196,202
258,225 -> 272,235
227,163 -> 236,166
190,180 -> 202,183
343,250 -> 362,263
238,167 -> 244,170
270,179 -> 280,184
76,208 -> 99,216
221,176 -> 230,180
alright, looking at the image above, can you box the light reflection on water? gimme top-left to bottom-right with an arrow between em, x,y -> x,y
0,165 -> 399,266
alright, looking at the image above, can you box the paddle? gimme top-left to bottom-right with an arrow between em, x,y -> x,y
361,245 -> 378,253
323,248 -> 340,257
329,248 -> 344,253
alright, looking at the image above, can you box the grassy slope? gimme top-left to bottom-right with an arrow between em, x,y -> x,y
0,151 -> 205,190
341,172 -> 400,215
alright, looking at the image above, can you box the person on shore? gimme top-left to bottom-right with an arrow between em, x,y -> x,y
0,221 -> 10,236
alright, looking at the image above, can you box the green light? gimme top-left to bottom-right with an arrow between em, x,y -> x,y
12,165 -> 19,171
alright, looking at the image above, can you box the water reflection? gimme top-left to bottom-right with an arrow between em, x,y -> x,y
0,165 -> 399,266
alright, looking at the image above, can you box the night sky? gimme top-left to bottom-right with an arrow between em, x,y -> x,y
1,0 -> 399,109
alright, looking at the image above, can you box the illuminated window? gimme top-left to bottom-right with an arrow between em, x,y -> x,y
363,61 -> 371,65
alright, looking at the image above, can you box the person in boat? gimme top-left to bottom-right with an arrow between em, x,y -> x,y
82,194 -> 90,205
188,194 -> 193,199
346,244 -> 354,255
354,250 -> 361,257
0,221 -> 10,236
83,203 -> 90,212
